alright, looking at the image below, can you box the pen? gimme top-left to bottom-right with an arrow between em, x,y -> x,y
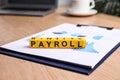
76,24 -> 114,30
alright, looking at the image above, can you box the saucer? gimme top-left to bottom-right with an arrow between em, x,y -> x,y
65,9 -> 98,16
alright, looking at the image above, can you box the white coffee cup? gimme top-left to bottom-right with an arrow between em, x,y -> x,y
69,0 -> 95,13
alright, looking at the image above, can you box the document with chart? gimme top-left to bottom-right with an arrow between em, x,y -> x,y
1,23 -> 120,74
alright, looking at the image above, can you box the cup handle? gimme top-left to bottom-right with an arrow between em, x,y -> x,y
90,0 -> 95,9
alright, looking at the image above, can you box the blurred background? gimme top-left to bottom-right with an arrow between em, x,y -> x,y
59,0 -> 120,17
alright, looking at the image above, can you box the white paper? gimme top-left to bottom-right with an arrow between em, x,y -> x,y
1,23 -> 120,68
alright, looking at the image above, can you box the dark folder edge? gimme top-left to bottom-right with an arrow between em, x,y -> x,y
0,42 -> 120,75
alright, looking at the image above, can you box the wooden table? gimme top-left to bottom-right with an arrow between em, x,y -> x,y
0,8 -> 120,80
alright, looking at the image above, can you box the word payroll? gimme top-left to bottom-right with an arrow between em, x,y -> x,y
30,37 -> 86,48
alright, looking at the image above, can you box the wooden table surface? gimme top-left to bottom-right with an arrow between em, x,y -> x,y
0,7 -> 120,80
